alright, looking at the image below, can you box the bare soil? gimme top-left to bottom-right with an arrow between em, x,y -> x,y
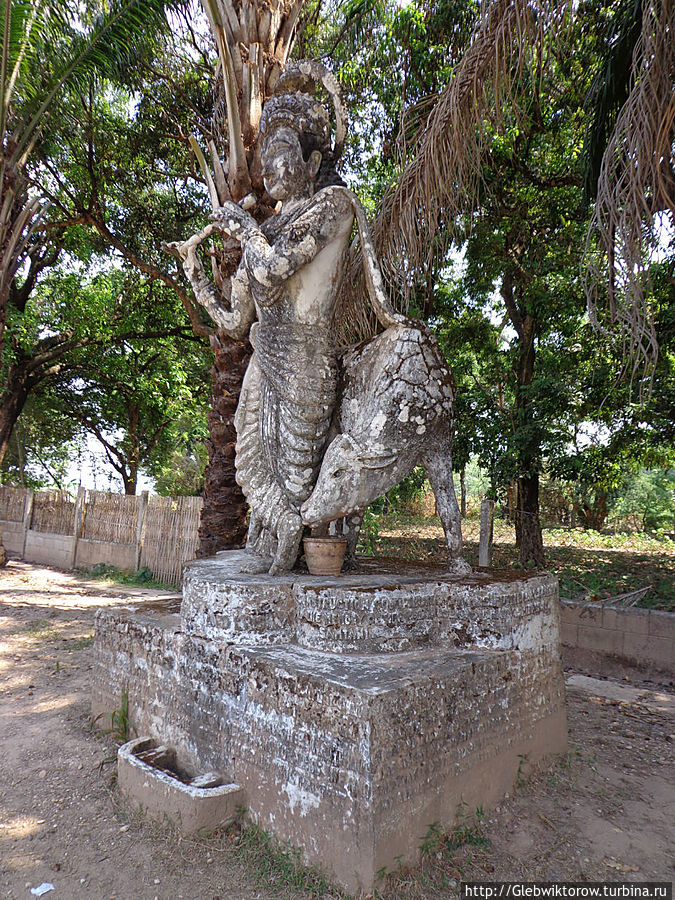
1,560 -> 673,900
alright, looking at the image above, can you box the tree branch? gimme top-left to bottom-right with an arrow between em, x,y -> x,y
500,270 -> 525,341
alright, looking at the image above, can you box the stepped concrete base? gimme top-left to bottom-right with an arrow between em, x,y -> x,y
92,552 -> 567,893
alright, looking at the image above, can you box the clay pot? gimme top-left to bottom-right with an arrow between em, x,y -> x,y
303,536 -> 348,576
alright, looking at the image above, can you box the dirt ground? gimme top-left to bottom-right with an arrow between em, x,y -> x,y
1,560 -> 673,900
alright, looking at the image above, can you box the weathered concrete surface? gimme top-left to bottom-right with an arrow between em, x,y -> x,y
93,553 -> 567,893
118,737 -> 244,833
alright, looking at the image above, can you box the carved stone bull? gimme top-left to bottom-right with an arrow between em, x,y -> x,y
301,322 -> 470,573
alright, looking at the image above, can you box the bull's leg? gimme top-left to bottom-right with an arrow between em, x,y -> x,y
424,447 -> 471,575
343,512 -> 364,561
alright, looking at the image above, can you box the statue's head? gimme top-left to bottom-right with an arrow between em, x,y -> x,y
259,61 -> 346,199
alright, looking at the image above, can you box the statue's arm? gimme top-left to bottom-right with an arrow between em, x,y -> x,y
214,191 -> 353,291
166,225 -> 254,341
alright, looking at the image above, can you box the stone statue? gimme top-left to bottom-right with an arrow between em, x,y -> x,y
171,61 -> 467,575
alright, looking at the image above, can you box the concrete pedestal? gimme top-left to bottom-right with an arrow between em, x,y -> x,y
92,552 -> 567,893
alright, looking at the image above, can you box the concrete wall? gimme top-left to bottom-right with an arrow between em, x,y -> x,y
75,539 -> 136,572
0,520 -> 24,556
561,599 -> 675,676
23,531 -> 74,569
8,530 -> 137,573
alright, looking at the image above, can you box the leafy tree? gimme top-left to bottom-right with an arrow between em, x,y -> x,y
152,433 -> 209,496
0,392 -> 80,489
611,469 -> 675,533
0,0 -> 179,347
55,330 -> 209,495
1,265 -> 205,488
0,0 -> 193,478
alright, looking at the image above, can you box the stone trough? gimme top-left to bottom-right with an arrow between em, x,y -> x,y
117,736 -> 244,834
93,551 -> 567,893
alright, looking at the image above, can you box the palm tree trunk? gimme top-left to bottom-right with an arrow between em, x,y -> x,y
198,332 -> 251,555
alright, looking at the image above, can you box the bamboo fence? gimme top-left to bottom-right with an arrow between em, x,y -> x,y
141,495 -> 202,586
30,490 -> 76,535
0,486 -> 203,586
0,486 -> 27,523
81,490 -> 140,544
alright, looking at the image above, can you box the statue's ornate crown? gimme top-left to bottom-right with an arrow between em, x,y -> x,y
259,60 -> 346,163
259,94 -> 331,154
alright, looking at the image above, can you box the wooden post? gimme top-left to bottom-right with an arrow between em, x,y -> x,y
478,498 -> 494,568
70,486 -> 86,569
135,491 -> 149,571
21,489 -> 34,559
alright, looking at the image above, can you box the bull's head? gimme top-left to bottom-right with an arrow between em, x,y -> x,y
301,433 -> 398,525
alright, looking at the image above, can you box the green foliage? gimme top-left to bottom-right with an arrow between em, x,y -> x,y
610,469 -> 675,533
582,0 -> 644,200
0,393 -> 80,488
3,0 -> 178,164
1,9 -> 214,483
151,416 -> 208,496
110,687 -> 130,743
84,562 -> 170,590
357,507 -> 380,556
419,804 -> 488,859
368,466 -> 429,514
310,0 -> 477,208
2,261 -> 211,492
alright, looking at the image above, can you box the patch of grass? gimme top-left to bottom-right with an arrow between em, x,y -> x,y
547,546 -> 675,611
374,806 -> 487,896
230,819 -> 348,898
18,619 -> 59,640
93,687 -> 131,745
418,805 -> 488,858
110,686 -> 130,743
82,563 -> 175,591
66,634 -> 95,650
515,753 -> 528,789
544,527 -> 675,553
446,804 -> 488,852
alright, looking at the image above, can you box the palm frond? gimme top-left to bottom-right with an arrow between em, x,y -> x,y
13,0 -> 180,165
582,0 -> 643,202
585,0 -> 675,396
349,0 -> 568,307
